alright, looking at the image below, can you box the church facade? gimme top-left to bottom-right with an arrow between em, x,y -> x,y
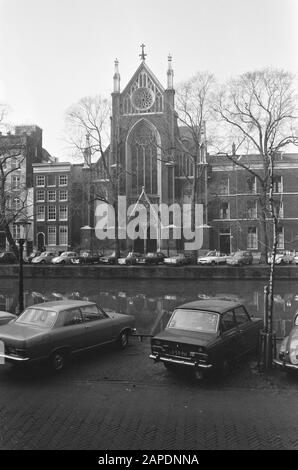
94,47 -> 208,254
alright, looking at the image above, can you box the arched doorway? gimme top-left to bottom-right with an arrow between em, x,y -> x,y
37,232 -> 45,251
133,226 -> 157,253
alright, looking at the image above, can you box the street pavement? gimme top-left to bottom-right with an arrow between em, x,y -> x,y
0,338 -> 297,450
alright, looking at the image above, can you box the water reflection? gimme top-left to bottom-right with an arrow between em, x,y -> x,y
0,277 -> 297,337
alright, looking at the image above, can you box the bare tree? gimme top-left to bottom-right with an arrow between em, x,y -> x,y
174,72 -> 215,233
0,105 -> 31,258
65,95 -> 125,256
214,68 -> 298,260
214,68 -> 298,363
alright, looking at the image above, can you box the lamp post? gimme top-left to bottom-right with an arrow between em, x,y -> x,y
15,218 -> 31,314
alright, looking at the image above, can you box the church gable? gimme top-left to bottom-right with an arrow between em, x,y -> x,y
121,63 -> 165,115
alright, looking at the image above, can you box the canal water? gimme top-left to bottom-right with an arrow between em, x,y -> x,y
0,277 -> 297,337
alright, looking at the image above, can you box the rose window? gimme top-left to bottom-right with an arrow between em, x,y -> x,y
131,87 -> 155,111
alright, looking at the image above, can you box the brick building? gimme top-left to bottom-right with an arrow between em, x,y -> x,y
32,161 -> 91,252
207,153 -> 298,254
0,125 -> 52,253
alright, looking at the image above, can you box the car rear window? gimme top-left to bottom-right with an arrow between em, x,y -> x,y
16,308 -> 58,328
167,309 -> 219,333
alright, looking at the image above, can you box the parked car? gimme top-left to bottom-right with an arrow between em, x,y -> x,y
51,252 -> 79,265
197,251 -> 228,265
274,311 -> 298,373
267,250 -> 295,265
0,251 -> 17,264
226,251 -> 253,266
150,299 -> 262,379
24,251 -> 41,264
32,251 -> 57,264
0,300 -> 135,371
294,254 -> 298,264
118,252 -> 142,265
0,311 -> 17,325
71,250 -> 103,265
164,253 -> 190,266
137,252 -> 166,265
99,251 -> 122,265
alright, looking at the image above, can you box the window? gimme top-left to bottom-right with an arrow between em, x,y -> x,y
247,227 -> 258,250
277,227 -> 284,250
81,304 -> 107,322
246,200 -> 257,219
218,178 -> 229,195
59,205 -> 68,221
12,224 -> 20,240
36,175 -> 45,187
47,175 -> 56,187
221,310 -> 237,331
47,190 -> 56,202
11,157 -> 19,169
234,306 -> 250,325
59,175 -> 68,186
273,176 -> 282,193
36,190 -> 45,202
12,175 -> 20,189
63,308 -> 83,326
12,197 -> 21,212
220,202 -> 230,219
48,205 -> 56,221
36,205 -> 45,221
246,176 -> 256,194
59,190 -> 68,201
59,226 -> 68,245
48,226 -> 56,245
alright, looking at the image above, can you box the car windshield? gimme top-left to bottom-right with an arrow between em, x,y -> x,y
16,308 -> 58,328
167,308 -> 219,333
147,253 -> 155,257
206,251 -> 216,257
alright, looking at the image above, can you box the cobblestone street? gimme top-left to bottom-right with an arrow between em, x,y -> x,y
0,338 -> 297,450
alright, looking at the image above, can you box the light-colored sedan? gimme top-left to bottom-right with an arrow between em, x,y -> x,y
32,251 -> 57,264
0,300 -> 135,371
267,251 -> 294,265
197,251 -> 228,265
51,251 -> 79,265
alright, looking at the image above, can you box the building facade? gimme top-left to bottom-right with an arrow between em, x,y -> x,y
208,153 -> 298,254
0,125 -> 52,253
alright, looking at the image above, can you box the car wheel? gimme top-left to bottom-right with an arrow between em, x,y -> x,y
50,350 -> 67,372
117,330 -> 129,349
211,261 -> 216,265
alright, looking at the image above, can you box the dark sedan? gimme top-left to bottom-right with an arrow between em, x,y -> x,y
150,299 -> 262,379
0,300 -> 135,371
137,252 -> 166,265
0,252 -> 17,264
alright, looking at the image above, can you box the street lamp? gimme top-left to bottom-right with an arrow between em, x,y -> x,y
15,218 -> 31,314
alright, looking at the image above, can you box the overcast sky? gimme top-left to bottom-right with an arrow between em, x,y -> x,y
0,0 -> 297,159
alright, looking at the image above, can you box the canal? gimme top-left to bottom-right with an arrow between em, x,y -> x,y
0,277 -> 297,338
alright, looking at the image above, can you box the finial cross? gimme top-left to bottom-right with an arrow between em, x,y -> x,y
139,43 -> 147,61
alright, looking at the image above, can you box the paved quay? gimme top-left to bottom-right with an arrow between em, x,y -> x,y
0,339 -> 297,450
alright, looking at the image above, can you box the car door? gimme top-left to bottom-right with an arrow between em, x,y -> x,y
219,309 -> 243,359
81,304 -> 117,348
50,308 -> 85,353
234,305 -> 258,354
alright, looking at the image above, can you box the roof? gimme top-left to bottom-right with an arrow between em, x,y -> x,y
26,300 -> 95,312
177,299 -> 242,314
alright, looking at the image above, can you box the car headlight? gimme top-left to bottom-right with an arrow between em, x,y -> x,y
289,338 -> 298,365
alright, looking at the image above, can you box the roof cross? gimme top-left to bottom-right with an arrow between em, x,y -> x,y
139,43 -> 147,61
